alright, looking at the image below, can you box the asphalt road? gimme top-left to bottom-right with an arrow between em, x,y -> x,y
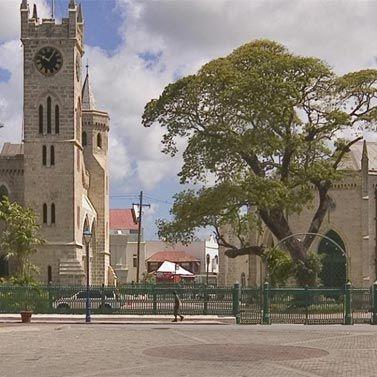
1,323 -> 377,376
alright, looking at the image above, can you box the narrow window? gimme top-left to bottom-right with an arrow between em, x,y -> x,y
97,133 -> 102,148
51,203 -> 55,224
39,105 -> 43,134
47,96 -> 51,133
133,254 -> 138,268
50,145 -> 55,166
43,203 -> 47,224
47,266 -> 52,284
77,149 -> 80,172
82,131 -> 87,146
0,185 -> 8,202
55,105 -> 59,134
42,145 -> 47,166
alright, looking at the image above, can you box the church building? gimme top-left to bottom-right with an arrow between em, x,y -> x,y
0,0 -> 110,285
219,140 -> 377,288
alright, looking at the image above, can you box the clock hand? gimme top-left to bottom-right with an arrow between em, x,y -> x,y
47,50 -> 56,62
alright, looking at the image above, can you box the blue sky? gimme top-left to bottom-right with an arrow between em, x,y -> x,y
1,0 -> 377,241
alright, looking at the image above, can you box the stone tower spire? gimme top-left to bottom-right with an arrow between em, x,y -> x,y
82,68 -> 96,110
69,0 -> 76,9
78,3 -> 83,23
32,3 -> 38,20
20,0 -> 28,9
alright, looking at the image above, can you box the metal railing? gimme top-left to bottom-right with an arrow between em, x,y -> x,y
1,282 -> 377,325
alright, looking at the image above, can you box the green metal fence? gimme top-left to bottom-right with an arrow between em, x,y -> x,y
1,283 -> 377,325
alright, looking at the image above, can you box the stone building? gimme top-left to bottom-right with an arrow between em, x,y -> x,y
0,1 -> 110,285
219,140 -> 377,288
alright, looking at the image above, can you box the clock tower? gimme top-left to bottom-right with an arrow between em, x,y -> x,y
19,0 -> 109,285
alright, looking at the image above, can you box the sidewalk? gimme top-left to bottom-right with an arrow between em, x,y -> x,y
0,314 -> 235,325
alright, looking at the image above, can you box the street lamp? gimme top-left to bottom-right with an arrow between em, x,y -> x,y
206,254 -> 210,286
83,228 -> 92,323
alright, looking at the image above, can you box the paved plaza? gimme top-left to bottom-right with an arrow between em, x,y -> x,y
1,323 -> 377,376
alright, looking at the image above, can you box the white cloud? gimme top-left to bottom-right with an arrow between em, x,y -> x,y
2,0 -> 377,192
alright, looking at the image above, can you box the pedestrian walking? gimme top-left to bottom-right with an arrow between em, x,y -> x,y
172,291 -> 184,322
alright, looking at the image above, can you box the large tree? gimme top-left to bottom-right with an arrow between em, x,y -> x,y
0,197 -> 44,280
142,40 -> 377,284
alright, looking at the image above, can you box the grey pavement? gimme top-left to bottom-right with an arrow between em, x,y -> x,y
1,323 -> 377,376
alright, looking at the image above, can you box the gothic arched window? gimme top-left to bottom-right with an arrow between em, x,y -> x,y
47,265 -> 52,284
51,203 -> 55,224
39,105 -> 43,134
55,105 -> 59,134
50,145 -> 55,166
47,97 -> 52,134
42,145 -> 47,166
82,131 -> 87,146
0,185 -> 8,202
97,133 -> 102,148
43,203 -> 48,224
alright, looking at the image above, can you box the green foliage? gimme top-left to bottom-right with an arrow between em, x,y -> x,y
0,197 -> 44,280
293,252 -> 323,287
263,247 -> 293,287
143,39 -> 377,277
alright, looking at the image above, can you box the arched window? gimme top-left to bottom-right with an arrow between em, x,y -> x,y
47,97 -> 52,134
318,230 -> 347,288
55,105 -> 59,134
50,145 -> 55,166
82,131 -> 87,146
47,266 -> 52,284
43,203 -> 48,224
39,105 -> 43,134
76,99 -> 81,143
51,203 -> 55,224
42,145 -> 47,166
0,185 -> 8,202
97,133 -> 102,148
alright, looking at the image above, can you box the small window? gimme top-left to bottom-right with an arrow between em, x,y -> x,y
42,146 -> 47,166
51,203 -> 55,224
47,97 -> 51,134
82,131 -> 87,146
47,266 -> 52,284
50,146 -> 55,166
55,105 -> 59,134
77,149 -> 80,172
43,203 -> 47,224
97,133 -> 102,148
133,254 -> 138,268
39,105 -> 43,134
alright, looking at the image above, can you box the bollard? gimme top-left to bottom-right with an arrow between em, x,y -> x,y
232,282 -> 240,324
372,281 -> 377,325
262,281 -> 271,325
344,281 -> 353,325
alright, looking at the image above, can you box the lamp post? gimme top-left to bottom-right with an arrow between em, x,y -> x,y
206,254 -> 210,286
83,228 -> 92,323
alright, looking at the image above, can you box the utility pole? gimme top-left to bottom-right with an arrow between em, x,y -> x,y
133,191 -> 150,283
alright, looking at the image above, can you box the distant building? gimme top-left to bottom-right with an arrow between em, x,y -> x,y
109,208 -> 144,284
146,251 -> 200,274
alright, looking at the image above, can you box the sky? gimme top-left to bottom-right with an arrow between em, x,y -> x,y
1,0 -> 377,239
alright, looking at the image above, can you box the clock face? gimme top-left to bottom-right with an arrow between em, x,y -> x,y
34,46 -> 63,76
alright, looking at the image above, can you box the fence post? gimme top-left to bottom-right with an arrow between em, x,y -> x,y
232,282 -> 240,324
262,281 -> 270,325
344,281 -> 353,325
305,285 -> 309,325
152,285 -> 157,315
372,281 -> 377,325
203,285 -> 208,315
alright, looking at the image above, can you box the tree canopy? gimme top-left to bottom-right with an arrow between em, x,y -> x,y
0,197 -> 44,280
142,40 -> 377,284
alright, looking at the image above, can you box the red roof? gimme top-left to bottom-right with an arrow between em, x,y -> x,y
110,209 -> 138,231
147,251 -> 200,263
